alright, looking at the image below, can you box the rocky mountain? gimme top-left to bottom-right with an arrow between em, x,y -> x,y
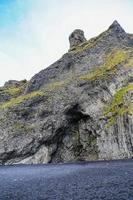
0,21 -> 133,164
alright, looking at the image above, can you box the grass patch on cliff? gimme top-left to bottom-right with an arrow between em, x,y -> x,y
0,85 -> 25,97
125,58 -> 133,68
0,91 -> 44,110
3,86 -> 24,96
0,80 -> 65,110
44,81 -> 65,92
0,80 -> 27,99
69,37 -> 98,53
104,84 -> 133,127
80,50 -> 127,81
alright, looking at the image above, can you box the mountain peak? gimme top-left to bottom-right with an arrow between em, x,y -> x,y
108,20 -> 126,36
110,20 -> 121,27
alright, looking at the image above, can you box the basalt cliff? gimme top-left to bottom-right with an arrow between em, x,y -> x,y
0,21 -> 133,164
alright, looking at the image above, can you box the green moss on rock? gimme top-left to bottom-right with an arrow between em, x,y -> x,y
0,91 -> 44,110
80,50 -> 127,81
44,81 -> 65,92
3,86 -> 24,96
125,58 -> 133,68
0,83 -> 27,99
0,80 -> 65,110
105,84 -> 133,127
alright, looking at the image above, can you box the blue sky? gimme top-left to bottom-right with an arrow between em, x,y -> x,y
0,0 -> 133,85
0,0 -> 31,27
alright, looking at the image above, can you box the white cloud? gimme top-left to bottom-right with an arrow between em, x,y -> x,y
0,0 -> 133,86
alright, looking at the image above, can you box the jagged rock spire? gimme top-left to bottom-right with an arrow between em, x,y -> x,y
69,29 -> 86,48
108,20 -> 127,38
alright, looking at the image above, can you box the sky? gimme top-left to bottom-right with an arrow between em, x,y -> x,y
0,0 -> 133,86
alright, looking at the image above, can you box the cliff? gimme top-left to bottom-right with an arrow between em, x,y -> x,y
0,21 -> 133,164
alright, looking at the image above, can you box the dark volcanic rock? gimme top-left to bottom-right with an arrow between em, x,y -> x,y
4,80 -> 27,88
0,21 -> 133,164
108,20 -> 127,38
69,29 -> 87,48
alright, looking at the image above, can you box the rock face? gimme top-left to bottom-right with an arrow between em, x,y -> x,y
0,21 -> 133,164
69,29 -> 87,49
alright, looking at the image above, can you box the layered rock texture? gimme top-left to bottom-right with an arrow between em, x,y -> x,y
0,21 -> 133,164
